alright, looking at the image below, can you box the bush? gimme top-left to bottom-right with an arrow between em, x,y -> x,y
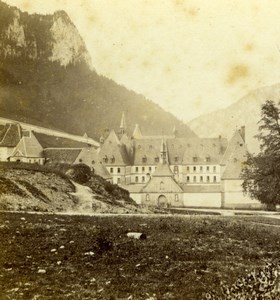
65,163 -> 92,184
205,261 -> 280,299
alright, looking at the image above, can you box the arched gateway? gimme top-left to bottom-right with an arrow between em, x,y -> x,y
158,195 -> 168,207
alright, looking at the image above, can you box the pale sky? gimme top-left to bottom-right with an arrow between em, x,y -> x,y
3,0 -> 280,122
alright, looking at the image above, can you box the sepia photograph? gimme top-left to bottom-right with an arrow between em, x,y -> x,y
0,0 -> 280,299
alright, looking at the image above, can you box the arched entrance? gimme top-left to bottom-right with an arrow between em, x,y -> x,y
158,195 -> 168,208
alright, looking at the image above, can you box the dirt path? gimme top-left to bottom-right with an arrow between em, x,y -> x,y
71,182 -> 95,213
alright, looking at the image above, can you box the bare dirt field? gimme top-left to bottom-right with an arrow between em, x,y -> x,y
0,212 -> 280,300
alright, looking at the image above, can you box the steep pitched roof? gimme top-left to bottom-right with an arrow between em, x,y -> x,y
182,137 -> 228,165
94,162 -> 112,179
221,130 -> 246,165
142,176 -> 183,193
11,131 -> 43,158
221,134 -> 248,180
120,133 -> 132,149
133,138 -> 162,165
44,148 -> 82,164
142,161 -> 182,193
132,124 -> 143,139
166,138 -> 189,165
0,123 -> 21,147
99,130 -> 131,165
222,159 -> 244,180
153,162 -> 173,177
34,132 -> 89,148
74,146 -> 100,165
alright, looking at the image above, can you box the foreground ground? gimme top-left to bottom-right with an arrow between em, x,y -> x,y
0,213 -> 280,299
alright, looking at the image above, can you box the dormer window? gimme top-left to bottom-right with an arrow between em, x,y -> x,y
142,156 -> 147,163
193,157 -> 198,162
155,156 -> 159,163
174,156 -> 178,162
22,130 -> 31,138
110,156 -> 115,163
103,156 -> 108,163
206,156 -> 211,162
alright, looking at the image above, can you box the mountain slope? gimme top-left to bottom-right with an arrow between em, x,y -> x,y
0,1 -> 196,139
188,83 -> 280,152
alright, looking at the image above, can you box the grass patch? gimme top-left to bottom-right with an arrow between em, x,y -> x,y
0,213 -> 279,299
18,180 -> 50,203
0,176 -> 27,197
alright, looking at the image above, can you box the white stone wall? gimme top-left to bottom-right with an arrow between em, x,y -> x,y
183,193 -> 222,208
222,179 -> 262,209
0,147 -> 14,161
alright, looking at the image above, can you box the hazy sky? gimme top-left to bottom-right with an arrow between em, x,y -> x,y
4,0 -> 280,122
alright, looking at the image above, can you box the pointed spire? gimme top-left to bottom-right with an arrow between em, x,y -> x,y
160,138 -> 168,164
120,112 -> 126,135
83,132 -> 88,138
132,124 -> 142,139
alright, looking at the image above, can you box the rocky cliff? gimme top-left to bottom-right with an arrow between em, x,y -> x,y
0,1 -> 196,139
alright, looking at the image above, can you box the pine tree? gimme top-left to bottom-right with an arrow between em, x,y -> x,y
242,100 -> 280,211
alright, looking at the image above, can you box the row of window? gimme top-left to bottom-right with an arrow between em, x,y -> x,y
134,166 -> 154,173
110,165 -> 218,175
110,167 -> 121,173
140,156 -> 212,163
78,158 -> 95,165
135,176 -> 147,183
186,175 -> 217,183
192,156 -> 211,162
103,156 -> 115,163
187,166 -> 217,173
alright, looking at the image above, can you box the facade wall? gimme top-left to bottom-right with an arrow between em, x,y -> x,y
183,193 -> 221,208
9,157 -> 45,165
0,147 -> 14,161
170,165 -> 183,183
106,166 -> 126,184
130,165 -> 156,184
140,192 -> 183,207
183,164 -> 221,184
130,193 -> 142,205
222,179 -> 262,209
